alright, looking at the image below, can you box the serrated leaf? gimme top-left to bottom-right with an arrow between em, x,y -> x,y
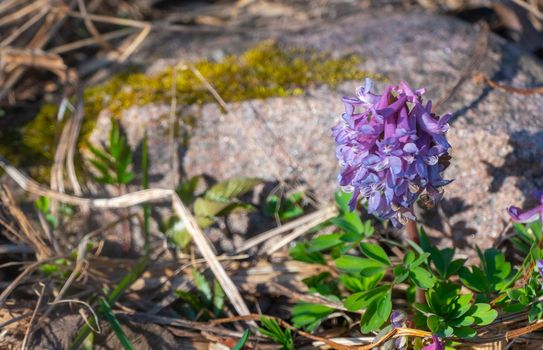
360,242 -> 391,266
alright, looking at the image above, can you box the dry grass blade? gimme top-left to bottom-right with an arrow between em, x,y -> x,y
20,282 -> 48,350
0,0 -> 22,17
116,24 -> 151,63
0,156 -> 252,320
236,205 -> 336,253
511,0 -> 543,21
0,0 -> 47,27
0,47 -> 68,81
0,186 -> 54,259
0,9 -> 48,48
264,206 -> 337,255
65,97 -> 84,195
49,28 -> 136,54
76,0 -> 112,52
0,0 -> 77,103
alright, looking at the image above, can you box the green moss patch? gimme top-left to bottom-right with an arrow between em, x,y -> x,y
1,41 -> 383,179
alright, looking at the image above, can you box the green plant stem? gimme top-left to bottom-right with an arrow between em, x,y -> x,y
406,220 -> 425,305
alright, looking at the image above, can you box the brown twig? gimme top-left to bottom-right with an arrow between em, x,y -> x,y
474,73 -> 543,95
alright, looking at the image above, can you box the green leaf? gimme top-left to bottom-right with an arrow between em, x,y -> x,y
409,252 -> 431,269
163,217 -> 192,249
454,326 -> 476,339
176,290 -> 204,310
258,316 -> 293,350
176,176 -> 201,205
193,198 -> 231,217
291,303 -> 333,332
459,266 -> 487,293
393,266 -> 410,284
289,242 -> 326,265
335,191 -> 352,212
331,217 -> 363,236
213,280 -> 225,316
360,290 -> 392,333
335,256 -> 387,277
307,233 -> 344,252
35,196 -> 50,212
205,177 -> 262,202
192,269 -> 212,305
447,259 -> 466,278
343,285 -> 389,311
467,303 -> 497,326
338,274 -> 365,293
419,227 -> 432,252
360,242 -> 391,266
231,330 -> 250,350
99,298 -> 135,350
529,302 -> 543,323
410,266 -> 436,289
427,314 -> 440,333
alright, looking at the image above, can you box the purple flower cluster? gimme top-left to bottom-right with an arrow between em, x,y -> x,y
422,336 -> 446,350
332,79 -> 452,227
508,190 -> 543,223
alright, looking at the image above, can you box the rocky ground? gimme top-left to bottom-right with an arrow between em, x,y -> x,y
87,5 -> 543,257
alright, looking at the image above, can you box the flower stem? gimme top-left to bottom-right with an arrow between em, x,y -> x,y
406,219 -> 425,304
406,219 -> 419,244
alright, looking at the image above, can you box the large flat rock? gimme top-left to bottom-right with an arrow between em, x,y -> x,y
93,9 -> 543,252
